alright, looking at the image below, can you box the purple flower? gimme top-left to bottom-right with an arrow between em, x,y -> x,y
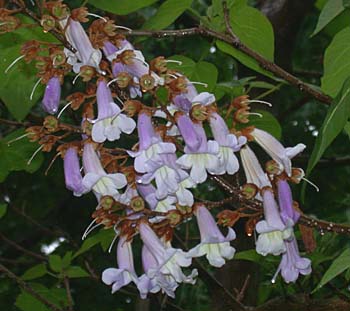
137,245 -> 178,298
176,121 -> 223,184
251,128 -> 306,176
277,178 -> 300,225
240,145 -> 271,189
139,222 -> 197,286
42,76 -> 61,114
255,188 -> 293,256
102,236 -> 139,293
273,238 -> 311,284
209,112 -> 246,174
63,147 -> 86,196
91,80 -> 136,143
82,143 -> 127,200
129,111 -> 176,174
187,205 -> 236,267
62,18 -> 102,73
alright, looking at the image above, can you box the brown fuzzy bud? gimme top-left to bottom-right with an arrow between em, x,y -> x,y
167,211 -> 182,227
0,15 -> 20,34
115,71 -> 131,88
190,104 -> 208,121
130,196 -> 145,212
265,160 -> 282,175
241,183 -> 258,199
71,7 -> 89,23
50,49 -> 66,66
217,210 -> 240,227
41,15 -> 56,32
21,40 -> 41,62
290,168 -> 304,184
140,74 -> 155,91
66,92 -> 86,110
80,66 -> 95,82
234,108 -> 250,124
245,217 -> 259,237
26,126 -> 42,142
45,1 -> 69,20
124,100 -> 142,117
100,196 -> 115,210
43,116 -> 59,132
150,56 -> 167,74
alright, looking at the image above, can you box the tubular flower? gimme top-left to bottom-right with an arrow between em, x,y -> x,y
129,111 -> 176,174
273,238 -> 312,284
137,245 -> 178,299
139,222 -> 198,286
255,188 -> 293,256
82,143 -> 127,200
251,128 -> 306,176
209,111 -> 247,174
240,145 -> 271,189
91,80 -> 136,143
277,178 -> 300,225
187,205 -> 236,267
102,236 -> 139,293
42,76 -> 61,114
63,147 -> 86,196
176,122 -> 223,184
62,18 -> 102,73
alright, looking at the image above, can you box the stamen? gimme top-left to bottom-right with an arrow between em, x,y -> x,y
83,223 -> 102,239
188,81 -> 208,88
108,233 -> 119,253
30,77 -> 43,101
72,72 -> 82,85
27,145 -> 44,165
82,219 -> 97,240
52,55 -> 59,66
271,265 -> 281,284
29,0 -> 35,5
115,25 -> 132,32
107,78 -> 118,87
165,60 -> 182,65
110,108 -> 125,124
166,73 -> 179,79
302,177 -> 320,192
5,55 -> 25,74
248,112 -> 263,118
248,99 -> 272,107
115,96 -> 124,106
45,152 -> 61,175
7,133 -> 30,146
87,13 -> 107,22
57,101 -> 72,119
80,166 -> 84,173
0,22 -> 8,26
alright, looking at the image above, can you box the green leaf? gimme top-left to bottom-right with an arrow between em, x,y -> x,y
306,77 -> 350,176
65,266 -> 89,278
15,283 -> 68,311
73,228 -> 114,258
88,0 -> 159,15
321,27 -> 350,97
142,0 -> 193,30
0,16 -> 58,120
344,0 -> 350,8
313,248 -> 350,292
0,129 -> 44,183
344,121 -> 350,139
21,264 -> 47,281
312,0 -> 345,36
62,251 -> 73,269
167,55 -> 218,92
235,250 -> 262,263
245,110 -> 282,140
48,255 -> 62,273
0,204 -> 8,219
216,4 -> 274,78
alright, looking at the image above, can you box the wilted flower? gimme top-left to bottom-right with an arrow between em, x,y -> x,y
187,205 -> 236,267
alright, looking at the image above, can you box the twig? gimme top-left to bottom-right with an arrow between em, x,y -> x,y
0,263 -> 64,311
63,276 -> 74,311
0,232 -> 47,261
119,28 -> 331,105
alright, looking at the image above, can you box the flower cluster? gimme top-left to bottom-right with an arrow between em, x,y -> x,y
4,2 -> 312,299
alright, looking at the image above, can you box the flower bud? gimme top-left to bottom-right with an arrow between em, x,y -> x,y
42,76 -> 61,114
115,72 -> 132,88
217,210 -> 240,227
139,74 -> 155,91
241,183 -> 258,199
100,196 -> 115,210
167,210 -> 182,227
80,65 -> 95,82
130,196 -> 145,212
40,15 -> 56,32
43,116 -> 59,132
